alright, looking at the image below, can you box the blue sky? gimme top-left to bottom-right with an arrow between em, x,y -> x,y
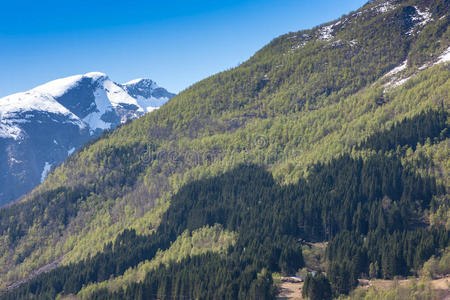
0,0 -> 367,96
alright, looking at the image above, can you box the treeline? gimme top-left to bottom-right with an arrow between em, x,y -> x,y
326,228 -> 449,294
333,228 -> 449,279
358,108 -> 448,151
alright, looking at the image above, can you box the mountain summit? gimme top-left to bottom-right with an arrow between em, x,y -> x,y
0,73 -> 175,205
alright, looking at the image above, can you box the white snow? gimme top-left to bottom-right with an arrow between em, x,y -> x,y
435,46 -> 450,64
385,60 -> 408,77
375,2 -> 396,13
418,63 -> 430,70
9,157 -> 21,164
82,87 -> 114,133
319,24 -> 334,41
33,75 -> 83,97
414,6 -> 432,27
415,46 -> 450,70
317,17 -> 347,42
67,147 -> 75,156
288,33 -> 311,51
33,72 -> 107,97
331,39 -> 343,47
84,72 -> 108,80
390,76 -> 413,88
122,79 -> 168,112
0,90 -> 85,139
40,162 -> 52,183
124,78 -> 145,85
0,72 -> 171,138
291,43 -> 305,50
383,60 -> 413,90
103,79 -> 140,108
0,123 -> 22,140
0,90 -> 75,116
384,75 -> 414,91
408,6 -> 433,35
124,78 -> 158,88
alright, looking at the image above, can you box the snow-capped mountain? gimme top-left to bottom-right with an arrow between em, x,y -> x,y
0,72 -> 175,205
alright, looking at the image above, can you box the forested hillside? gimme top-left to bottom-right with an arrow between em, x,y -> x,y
0,0 -> 449,299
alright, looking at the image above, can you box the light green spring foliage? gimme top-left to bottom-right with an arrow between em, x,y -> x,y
341,247 -> 450,300
341,280 -> 442,300
76,224 -> 236,299
421,247 -> 450,279
401,138 -> 450,230
301,243 -> 328,272
1,64 -> 448,290
0,0 -> 448,288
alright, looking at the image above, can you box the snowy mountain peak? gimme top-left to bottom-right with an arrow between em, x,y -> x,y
124,78 -> 155,86
0,73 -> 175,205
32,72 -> 108,98
1,72 -> 175,134
84,71 -> 108,80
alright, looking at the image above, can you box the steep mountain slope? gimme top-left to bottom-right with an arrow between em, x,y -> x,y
0,0 -> 449,298
0,73 -> 174,205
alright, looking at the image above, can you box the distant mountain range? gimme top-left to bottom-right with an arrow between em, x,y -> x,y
0,72 -> 175,205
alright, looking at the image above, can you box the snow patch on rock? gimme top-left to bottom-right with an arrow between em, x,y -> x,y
67,147 -> 76,156
40,162 -> 52,183
435,46 -> 450,64
385,60 -> 408,77
408,6 -> 433,35
375,1 -> 396,13
319,24 -> 334,41
82,87 -> 114,133
0,90 -> 86,140
103,79 -> 139,109
0,123 -> 22,140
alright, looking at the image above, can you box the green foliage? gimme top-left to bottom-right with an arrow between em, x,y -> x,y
358,108 -> 448,152
340,279 -> 442,300
278,243 -> 304,275
0,0 -> 448,298
78,224 -> 236,298
328,261 -> 359,295
421,247 -> 450,279
302,272 -> 332,300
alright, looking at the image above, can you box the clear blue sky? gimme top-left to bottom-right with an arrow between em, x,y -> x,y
0,0 -> 367,97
